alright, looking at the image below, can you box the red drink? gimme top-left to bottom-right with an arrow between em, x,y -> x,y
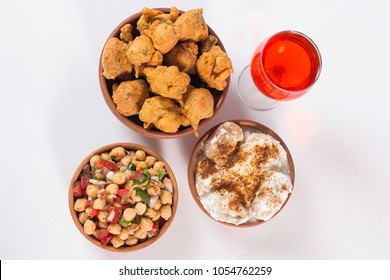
250,31 -> 321,101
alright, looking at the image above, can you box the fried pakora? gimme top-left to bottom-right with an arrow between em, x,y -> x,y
137,7 -> 179,36
174,8 -> 208,42
119,23 -> 133,43
196,45 -> 234,90
164,41 -> 198,75
112,79 -> 150,116
149,20 -> 178,54
180,87 -> 214,136
143,66 -> 190,100
148,50 -> 163,66
201,35 -> 217,52
101,38 -> 133,80
126,35 -> 156,78
138,96 -> 189,133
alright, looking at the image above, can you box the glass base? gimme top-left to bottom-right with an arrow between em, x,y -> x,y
237,65 -> 280,110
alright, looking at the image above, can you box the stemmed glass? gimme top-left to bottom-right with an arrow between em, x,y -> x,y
237,30 -> 322,110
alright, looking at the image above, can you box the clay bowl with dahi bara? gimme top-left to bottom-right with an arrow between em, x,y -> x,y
188,120 -> 295,227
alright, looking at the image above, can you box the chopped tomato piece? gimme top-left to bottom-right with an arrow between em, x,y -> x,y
80,175 -> 90,190
85,201 -> 93,208
96,159 -> 117,171
133,170 -> 144,180
89,208 -> 99,218
117,189 -> 130,204
95,228 -> 111,240
117,189 -> 130,198
73,181 -> 83,197
151,221 -> 159,232
106,206 -> 121,223
100,235 -> 113,247
121,203 -> 131,210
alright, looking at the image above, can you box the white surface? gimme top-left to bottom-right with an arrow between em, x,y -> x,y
1,0 -> 389,260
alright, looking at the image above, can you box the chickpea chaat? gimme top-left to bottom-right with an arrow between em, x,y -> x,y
72,146 -> 174,248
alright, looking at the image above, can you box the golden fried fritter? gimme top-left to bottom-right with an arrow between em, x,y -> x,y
153,6 -> 179,23
180,87 -> 214,136
148,50 -> 163,66
138,96 -> 188,133
196,45 -> 234,90
137,7 -> 163,36
143,66 -> 190,100
126,35 -> 155,78
101,38 -> 133,80
201,35 -> 217,52
164,42 -> 198,75
137,7 -> 179,37
148,20 -> 178,54
112,79 -> 150,116
174,8 -> 208,42
120,24 -> 133,43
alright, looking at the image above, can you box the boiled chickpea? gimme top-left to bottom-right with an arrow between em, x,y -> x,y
93,198 -> 106,210
140,217 -> 153,232
85,206 -> 92,216
144,208 -> 157,219
160,190 -> 172,205
74,198 -> 87,212
123,208 -> 137,222
135,202 -> 147,215
98,221 -> 108,229
78,212 -> 88,224
153,161 -> 164,172
126,224 -> 140,235
134,229 -> 147,239
147,185 -> 160,196
153,199 -> 162,210
109,147 -> 126,161
108,223 -> 121,235
100,153 -> 111,161
144,156 -> 156,168
135,150 -> 146,161
148,168 -> 157,176
160,205 -> 172,220
86,184 -> 99,199
90,155 -> 101,168
84,220 -> 96,235
97,210 -> 108,223
113,172 -> 126,185
125,236 -> 139,246
111,236 -> 125,248
105,183 -> 119,194
119,229 -> 130,240
152,210 -> 160,221
120,155 -> 133,166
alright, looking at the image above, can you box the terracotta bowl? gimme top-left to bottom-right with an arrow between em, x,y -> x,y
187,120 -> 295,228
69,142 -> 178,252
99,8 -> 230,139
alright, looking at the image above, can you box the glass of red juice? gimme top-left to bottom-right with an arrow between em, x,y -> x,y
237,30 -> 322,110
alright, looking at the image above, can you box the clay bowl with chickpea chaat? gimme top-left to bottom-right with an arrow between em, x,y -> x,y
69,143 -> 178,252
99,7 -> 233,138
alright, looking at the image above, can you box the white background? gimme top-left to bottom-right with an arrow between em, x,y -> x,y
1,0 -> 389,260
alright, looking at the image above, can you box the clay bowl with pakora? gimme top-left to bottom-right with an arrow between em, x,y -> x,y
188,120 -> 295,228
99,7 -> 233,139
69,142 -> 178,252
